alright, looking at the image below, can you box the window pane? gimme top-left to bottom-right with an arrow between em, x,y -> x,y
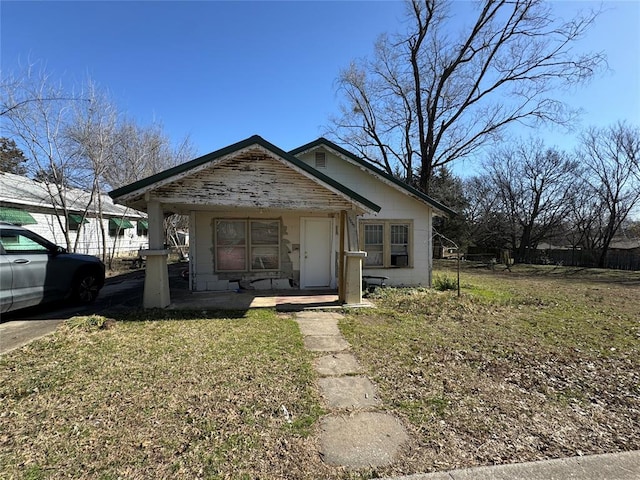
251,246 -> 279,270
216,246 -> 246,271
364,224 -> 383,244
216,220 -> 246,271
364,224 -> 384,266
216,220 -> 246,246
250,221 -> 279,245
0,232 -> 50,253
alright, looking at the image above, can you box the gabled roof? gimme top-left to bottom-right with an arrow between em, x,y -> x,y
109,135 -> 381,214
0,171 -> 143,219
289,138 -> 457,217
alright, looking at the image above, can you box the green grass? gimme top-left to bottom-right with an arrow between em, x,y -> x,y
341,263 -> 640,471
2,263 -> 639,478
0,309 -> 328,479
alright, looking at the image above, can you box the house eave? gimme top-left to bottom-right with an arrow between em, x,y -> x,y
289,138 -> 458,217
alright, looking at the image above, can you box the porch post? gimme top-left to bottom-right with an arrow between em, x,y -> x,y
141,200 -> 170,308
338,211 -> 346,302
344,210 -> 366,305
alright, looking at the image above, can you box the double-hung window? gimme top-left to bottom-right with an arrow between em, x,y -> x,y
215,219 -> 280,272
361,220 -> 412,268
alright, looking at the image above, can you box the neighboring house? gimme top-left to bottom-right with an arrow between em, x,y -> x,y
0,171 -> 148,258
109,135 -> 455,308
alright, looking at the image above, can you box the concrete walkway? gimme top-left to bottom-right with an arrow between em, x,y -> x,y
294,311 -> 408,469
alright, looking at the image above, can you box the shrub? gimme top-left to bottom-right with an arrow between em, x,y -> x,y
433,275 -> 458,291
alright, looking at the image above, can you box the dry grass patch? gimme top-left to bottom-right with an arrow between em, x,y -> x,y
341,264 -> 640,477
0,310 -> 336,479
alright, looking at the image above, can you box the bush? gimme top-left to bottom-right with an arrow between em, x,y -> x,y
433,275 -> 458,291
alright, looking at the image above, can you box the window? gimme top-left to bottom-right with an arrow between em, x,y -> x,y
69,214 -> 89,231
215,219 -> 280,272
137,220 -> 149,236
0,230 -> 51,254
109,218 -> 133,237
360,220 -> 413,268
250,220 -> 279,270
363,224 -> 384,267
390,224 -> 409,267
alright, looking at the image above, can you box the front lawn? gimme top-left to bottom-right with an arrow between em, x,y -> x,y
0,310 -> 329,479
340,262 -> 640,475
2,263 -> 638,479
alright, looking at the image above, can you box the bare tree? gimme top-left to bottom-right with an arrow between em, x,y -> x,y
66,80 -> 120,260
464,175 -> 512,250
329,0 -> 606,193
575,122 -> 640,267
101,120 -> 196,265
104,120 -> 195,189
1,64 -> 89,250
487,139 -> 578,262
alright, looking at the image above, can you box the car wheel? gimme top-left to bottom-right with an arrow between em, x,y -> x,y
73,270 -> 101,304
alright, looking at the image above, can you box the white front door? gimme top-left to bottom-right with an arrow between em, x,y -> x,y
300,217 -> 334,289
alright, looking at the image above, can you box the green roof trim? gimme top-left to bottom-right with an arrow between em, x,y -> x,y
109,135 -> 381,214
109,218 -> 134,229
289,138 -> 458,217
69,214 -> 89,224
0,207 -> 37,225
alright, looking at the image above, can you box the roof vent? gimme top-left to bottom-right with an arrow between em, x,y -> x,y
315,151 -> 327,169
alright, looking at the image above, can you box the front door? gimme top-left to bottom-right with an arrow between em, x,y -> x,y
300,217 -> 334,288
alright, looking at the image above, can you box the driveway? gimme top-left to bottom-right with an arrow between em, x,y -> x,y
0,270 -> 145,355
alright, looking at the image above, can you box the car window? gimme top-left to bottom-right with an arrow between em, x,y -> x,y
0,231 -> 51,254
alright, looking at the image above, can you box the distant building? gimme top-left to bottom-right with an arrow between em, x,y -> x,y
0,172 -> 148,258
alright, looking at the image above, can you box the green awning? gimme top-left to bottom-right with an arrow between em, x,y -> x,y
138,220 -> 148,229
69,214 -> 89,224
0,207 -> 37,225
109,218 -> 134,229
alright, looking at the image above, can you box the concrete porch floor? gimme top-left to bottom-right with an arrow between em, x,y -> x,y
164,263 -> 372,311
168,289 -> 354,311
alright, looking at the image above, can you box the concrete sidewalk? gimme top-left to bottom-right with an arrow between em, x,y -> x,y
381,450 -> 640,480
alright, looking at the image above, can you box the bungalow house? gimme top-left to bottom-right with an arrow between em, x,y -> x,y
109,135 -> 455,308
0,171 -> 148,258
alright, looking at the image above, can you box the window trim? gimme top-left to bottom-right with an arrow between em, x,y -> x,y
214,218 -> 281,273
359,219 -> 413,269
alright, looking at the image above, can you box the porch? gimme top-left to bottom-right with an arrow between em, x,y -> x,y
166,263 -> 372,311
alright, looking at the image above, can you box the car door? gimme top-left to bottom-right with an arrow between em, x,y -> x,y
0,245 -> 14,313
0,228 -> 57,311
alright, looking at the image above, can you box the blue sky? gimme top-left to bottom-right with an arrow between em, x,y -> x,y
2,1 -> 639,170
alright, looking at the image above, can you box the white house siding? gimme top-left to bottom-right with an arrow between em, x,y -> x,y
190,209 -> 339,291
296,149 -> 434,286
24,212 -> 148,258
0,172 -> 148,259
